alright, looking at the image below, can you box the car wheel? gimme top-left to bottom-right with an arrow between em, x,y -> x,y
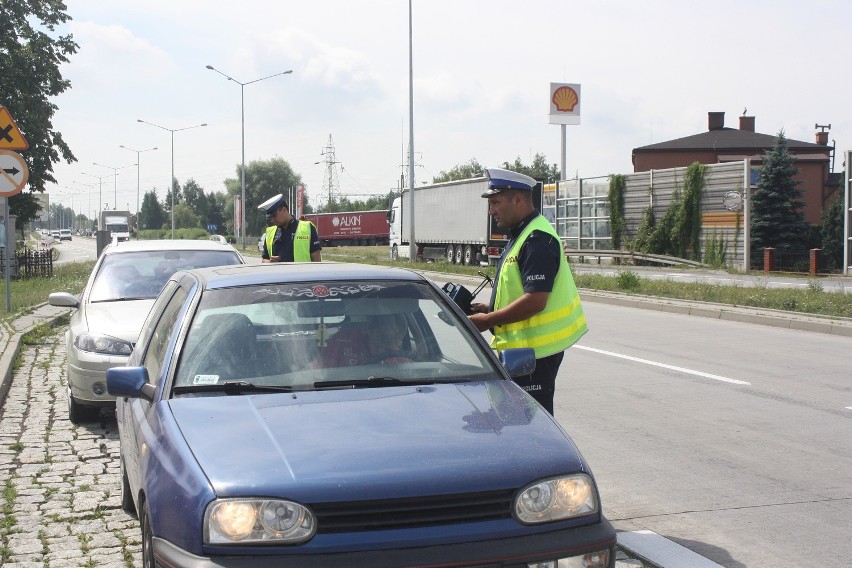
120,458 -> 137,516
67,387 -> 100,424
446,245 -> 455,264
454,244 -> 464,265
391,244 -> 398,261
140,500 -> 155,568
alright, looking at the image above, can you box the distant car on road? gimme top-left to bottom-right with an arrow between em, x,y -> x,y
48,239 -> 246,423
50,230 -> 60,239
59,229 -> 72,241
108,262 -> 615,568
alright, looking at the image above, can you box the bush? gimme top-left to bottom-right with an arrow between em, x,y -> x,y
616,270 -> 641,291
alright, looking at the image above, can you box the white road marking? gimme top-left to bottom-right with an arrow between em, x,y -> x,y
574,345 -> 751,386
618,530 -> 726,568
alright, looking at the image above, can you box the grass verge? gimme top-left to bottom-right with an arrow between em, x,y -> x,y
321,246 -> 852,320
0,261 -> 94,322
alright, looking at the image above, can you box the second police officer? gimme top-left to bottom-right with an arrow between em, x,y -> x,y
258,193 -> 322,262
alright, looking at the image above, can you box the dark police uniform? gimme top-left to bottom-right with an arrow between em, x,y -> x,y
261,218 -> 322,263
489,210 -> 563,413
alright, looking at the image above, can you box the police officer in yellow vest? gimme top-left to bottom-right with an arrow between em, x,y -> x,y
469,168 -> 587,415
257,194 -> 322,262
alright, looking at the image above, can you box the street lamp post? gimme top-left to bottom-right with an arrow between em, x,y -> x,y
136,120 -> 207,238
73,181 -> 96,226
206,65 -> 293,249
119,145 -> 158,236
81,172 -> 111,228
92,162 -> 136,210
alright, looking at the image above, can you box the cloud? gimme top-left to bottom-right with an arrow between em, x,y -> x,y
66,21 -> 177,86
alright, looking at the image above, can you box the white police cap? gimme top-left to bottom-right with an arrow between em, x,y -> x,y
481,168 -> 536,197
257,193 -> 288,214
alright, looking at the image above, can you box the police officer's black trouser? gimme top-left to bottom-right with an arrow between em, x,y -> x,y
512,351 -> 564,415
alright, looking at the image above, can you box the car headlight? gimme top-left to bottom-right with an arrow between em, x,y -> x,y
514,474 -> 598,524
74,332 -> 133,356
205,499 -> 316,545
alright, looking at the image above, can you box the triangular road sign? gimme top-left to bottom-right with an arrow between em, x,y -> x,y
0,107 -> 29,151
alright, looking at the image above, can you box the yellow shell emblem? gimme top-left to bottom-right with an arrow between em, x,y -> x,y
552,86 -> 579,112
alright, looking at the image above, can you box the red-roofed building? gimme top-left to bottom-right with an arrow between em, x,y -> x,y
632,112 -> 838,224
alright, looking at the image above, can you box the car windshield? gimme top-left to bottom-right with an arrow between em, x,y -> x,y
173,280 -> 499,392
88,250 -> 242,302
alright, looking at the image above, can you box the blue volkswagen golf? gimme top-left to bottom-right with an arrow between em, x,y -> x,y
108,263 -> 615,568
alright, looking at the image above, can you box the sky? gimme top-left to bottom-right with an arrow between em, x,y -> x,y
43,0 -> 852,220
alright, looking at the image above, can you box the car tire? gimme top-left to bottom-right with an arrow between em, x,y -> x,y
391,244 -> 398,261
140,500 -> 155,568
67,387 -> 100,424
454,244 -> 464,265
446,245 -> 455,264
121,458 -> 137,516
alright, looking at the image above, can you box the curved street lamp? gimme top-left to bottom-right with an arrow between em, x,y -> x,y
92,162 -> 136,211
119,145 -> 158,231
80,172 -> 111,225
206,64 -> 293,248
136,120 -> 207,238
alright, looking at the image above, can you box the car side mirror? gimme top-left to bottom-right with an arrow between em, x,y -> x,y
107,367 -> 155,403
499,348 -> 536,378
48,292 -> 80,309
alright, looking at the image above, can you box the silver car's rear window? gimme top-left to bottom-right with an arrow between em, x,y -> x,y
89,250 -> 242,302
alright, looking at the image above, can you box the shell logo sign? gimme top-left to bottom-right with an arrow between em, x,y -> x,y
548,82 -> 581,125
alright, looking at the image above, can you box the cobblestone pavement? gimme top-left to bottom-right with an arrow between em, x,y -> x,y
0,324 -> 653,568
0,327 -> 140,568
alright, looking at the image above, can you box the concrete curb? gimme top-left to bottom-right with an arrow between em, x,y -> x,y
412,269 -> 852,338
0,302 -> 71,408
579,290 -> 852,337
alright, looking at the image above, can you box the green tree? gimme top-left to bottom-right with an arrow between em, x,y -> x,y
183,179 -> 202,211
139,189 -> 165,230
502,153 -> 561,183
209,191 -> 230,234
751,131 -> 809,254
223,157 -> 302,237
0,1 -> 78,195
820,192 -> 844,269
432,159 -> 485,183
8,192 -> 43,238
164,178 -> 182,215
172,203 -> 201,229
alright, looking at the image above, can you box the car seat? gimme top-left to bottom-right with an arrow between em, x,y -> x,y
180,313 -> 258,382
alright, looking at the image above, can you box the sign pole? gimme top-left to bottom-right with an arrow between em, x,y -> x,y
3,197 -> 10,312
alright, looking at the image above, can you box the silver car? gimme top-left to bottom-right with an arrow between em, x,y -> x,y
48,239 -> 245,423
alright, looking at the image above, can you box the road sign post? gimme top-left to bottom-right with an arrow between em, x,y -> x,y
0,107 -> 29,310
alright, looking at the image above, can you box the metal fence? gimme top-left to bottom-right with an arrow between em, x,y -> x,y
750,248 -> 833,274
0,248 -> 54,279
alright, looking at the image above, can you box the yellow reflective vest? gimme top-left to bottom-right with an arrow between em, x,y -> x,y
265,221 -> 312,262
491,215 -> 587,358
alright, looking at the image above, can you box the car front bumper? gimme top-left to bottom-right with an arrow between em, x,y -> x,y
67,347 -> 129,406
153,519 -> 616,568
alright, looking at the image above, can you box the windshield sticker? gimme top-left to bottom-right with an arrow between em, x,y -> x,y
253,284 -> 387,298
193,374 -> 219,385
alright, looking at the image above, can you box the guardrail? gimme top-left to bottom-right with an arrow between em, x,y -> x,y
563,248 -> 707,267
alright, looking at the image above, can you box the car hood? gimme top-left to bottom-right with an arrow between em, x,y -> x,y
170,381 -> 588,502
83,300 -> 156,342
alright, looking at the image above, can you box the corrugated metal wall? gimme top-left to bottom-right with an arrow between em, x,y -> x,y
620,161 -> 747,268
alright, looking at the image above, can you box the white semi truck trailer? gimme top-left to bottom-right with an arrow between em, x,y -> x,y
388,177 -> 542,266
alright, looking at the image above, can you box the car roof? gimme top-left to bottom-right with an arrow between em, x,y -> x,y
102,239 -> 241,256
181,262 -> 427,290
